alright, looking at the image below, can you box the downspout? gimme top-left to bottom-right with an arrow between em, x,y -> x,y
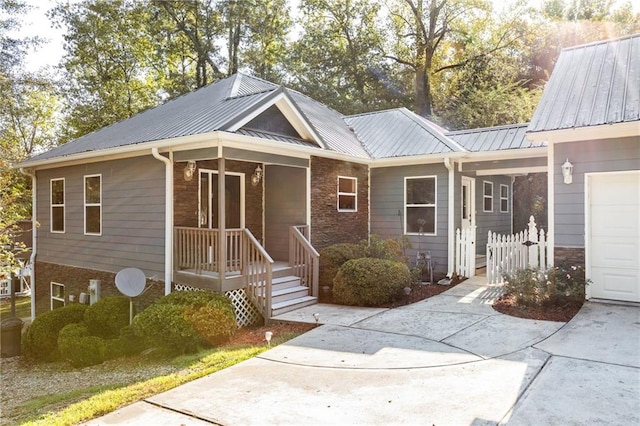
151,148 -> 173,295
444,158 -> 455,278
20,168 -> 37,321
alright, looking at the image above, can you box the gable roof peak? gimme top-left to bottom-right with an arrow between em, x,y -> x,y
226,72 -> 279,100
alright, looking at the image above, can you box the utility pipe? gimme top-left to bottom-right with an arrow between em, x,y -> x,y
19,168 -> 36,320
151,148 -> 173,295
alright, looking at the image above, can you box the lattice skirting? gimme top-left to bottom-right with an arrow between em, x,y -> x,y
173,284 -> 263,327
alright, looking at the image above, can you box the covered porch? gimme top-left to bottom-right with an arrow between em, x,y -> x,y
171,145 -> 319,322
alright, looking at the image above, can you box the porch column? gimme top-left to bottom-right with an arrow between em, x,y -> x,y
218,155 -> 226,282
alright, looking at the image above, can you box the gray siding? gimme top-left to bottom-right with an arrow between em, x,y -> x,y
475,175 -> 512,254
265,165 -> 307,261
462,157 -> 546,173
36,155 -> 166,277
555,137 -> 640,247
370,164 -> 449,273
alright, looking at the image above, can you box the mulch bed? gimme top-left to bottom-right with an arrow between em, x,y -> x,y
492,293 -> 584,322
223,322 -> 316,346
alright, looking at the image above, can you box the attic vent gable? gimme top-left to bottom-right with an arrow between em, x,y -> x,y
242,105 -> 304,140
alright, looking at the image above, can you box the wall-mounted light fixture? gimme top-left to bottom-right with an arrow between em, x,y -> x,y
183,161 -> 196,181
251,165 -> 263,186
561,159 -> 573,184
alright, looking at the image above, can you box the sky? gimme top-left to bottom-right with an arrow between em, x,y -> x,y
16,0 -> 639,73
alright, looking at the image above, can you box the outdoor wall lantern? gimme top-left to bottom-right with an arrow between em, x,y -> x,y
183,160 -> 196,181
251,165 -> 263,186
561,159 -> 573,184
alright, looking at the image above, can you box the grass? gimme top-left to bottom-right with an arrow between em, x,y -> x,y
13,332 -> 301,426
0,295 -> 30,320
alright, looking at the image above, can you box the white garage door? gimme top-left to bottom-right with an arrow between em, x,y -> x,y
587,171 -> 640,302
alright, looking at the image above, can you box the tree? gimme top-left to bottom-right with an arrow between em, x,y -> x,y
238,0 -> 292,82
528,0 -> 640,86
0,0 -> 54,279
289,0 -> 408,114
153,0 -> 224,88
51,0 -> 165,139
383,0 -> 531,118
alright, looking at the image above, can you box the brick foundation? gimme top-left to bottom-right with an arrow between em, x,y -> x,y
554,247 -> 585,268
310,156 -> 368,250
34,261 -> 165,316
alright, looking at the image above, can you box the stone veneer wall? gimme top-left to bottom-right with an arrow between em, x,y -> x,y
34,261 -> 165,316
310,156 -> 368,250
554,247 -> 585,268
173,159 -> 263,242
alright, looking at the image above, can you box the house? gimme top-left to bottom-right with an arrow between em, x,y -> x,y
18,71 -> 547,323
527,34 -> 640,303
28,33 -> 640,322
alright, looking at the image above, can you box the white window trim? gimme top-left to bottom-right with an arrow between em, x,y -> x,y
404,175 -> 437,236
483,181 -> 494,213
84,174 -> 102,235
50,178 -> 65,233
337,176 -> 357,212
51,282 -> 65,310
500,184 -> 509,213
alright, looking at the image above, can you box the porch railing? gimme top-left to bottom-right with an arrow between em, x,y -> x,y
174,226 -> 274,321
174,227 -> 244,275
289,225 -> 319,297
174,227 -> 219,274
243,229 -> 274,322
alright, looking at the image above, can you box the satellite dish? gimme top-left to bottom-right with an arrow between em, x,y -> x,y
115,268 -> 146,297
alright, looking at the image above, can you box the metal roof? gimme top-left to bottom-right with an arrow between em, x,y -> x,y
345,108 -> 465,159
528,34 -> 640,133
447,123 -> 545,151
21,73 -> 371,166
288,90 -> 370,158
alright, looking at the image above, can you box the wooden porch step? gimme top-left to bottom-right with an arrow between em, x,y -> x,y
272,285 -> 310,304
271,296 -> 318,317
272,276 -> 301,290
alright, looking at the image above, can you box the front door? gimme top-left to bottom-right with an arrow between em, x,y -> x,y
461,176 -> 475,230
199,170 -> 244,229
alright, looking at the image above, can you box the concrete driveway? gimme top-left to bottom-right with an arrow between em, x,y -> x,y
86,278 -> 639,425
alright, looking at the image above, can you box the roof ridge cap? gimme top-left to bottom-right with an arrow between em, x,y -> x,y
447,122 -> 530,135
561,33 -> 639,52
399,109 -> 467,153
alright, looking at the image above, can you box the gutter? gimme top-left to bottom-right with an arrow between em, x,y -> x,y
19,168 -> 37,321
443,158 -> 455,278
151,148 -> 173,295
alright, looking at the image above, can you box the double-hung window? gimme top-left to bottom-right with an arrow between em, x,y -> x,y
405,176 -> 436,235
50,178 -> 65,233
84,174 -> 102,235
51,282 -> 65,309
500,184 -> 509,213
337,176 -> 357,212
483,181 -> 493,212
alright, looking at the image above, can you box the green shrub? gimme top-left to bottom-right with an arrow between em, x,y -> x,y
57,323 -> 105,368
22,304 -> 88,361
503,262 -> 588,307
363,234 -> 410,263
103,325 -> 146,360
84,296 -> 131,338
319,243 -> 367,291
133,291 -> 237,355
333,258 -> 410,306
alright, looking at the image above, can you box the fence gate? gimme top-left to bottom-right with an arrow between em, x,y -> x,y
455,226 -> 476,278
486,216 -> 547,284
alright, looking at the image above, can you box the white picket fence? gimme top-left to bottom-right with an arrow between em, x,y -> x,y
486,216 -> 547,284
455,227 -> 476,278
